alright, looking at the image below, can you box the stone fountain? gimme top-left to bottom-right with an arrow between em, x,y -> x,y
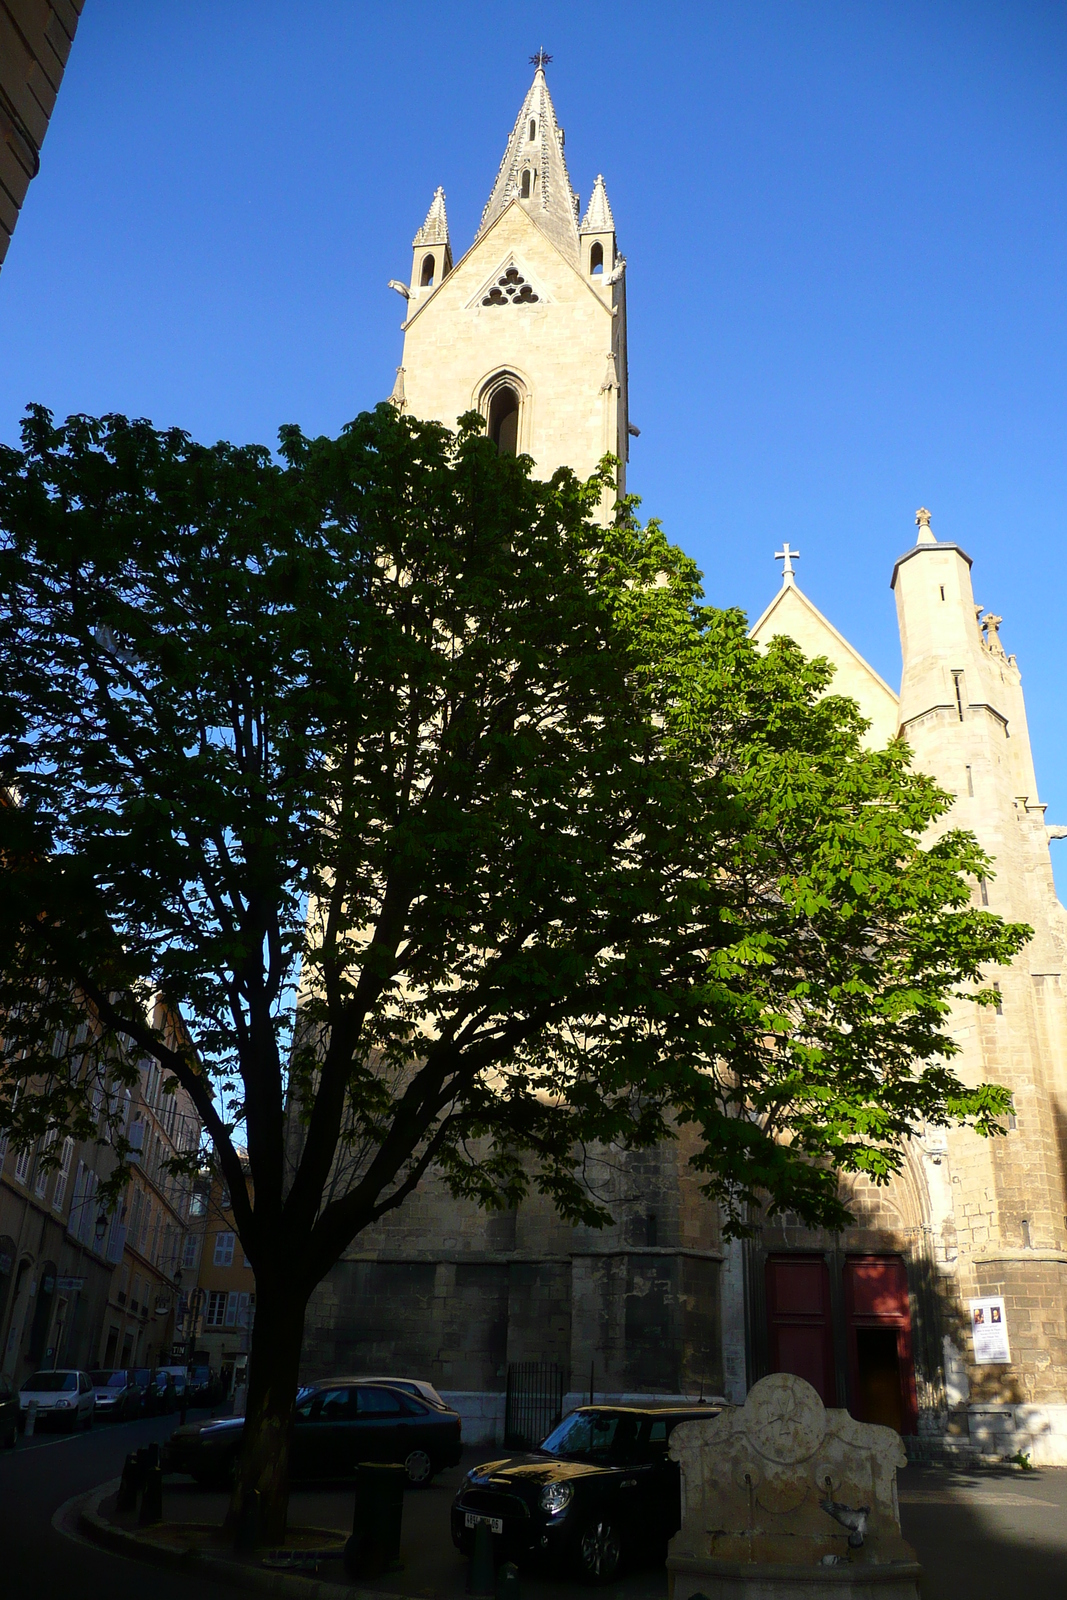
667,1372 -> 921,1600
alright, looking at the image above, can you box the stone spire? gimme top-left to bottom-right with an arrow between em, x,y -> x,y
413,186 -> 449,249
477,61 -> 581,264
580,174 -> 615,235
915,506 -> 936,545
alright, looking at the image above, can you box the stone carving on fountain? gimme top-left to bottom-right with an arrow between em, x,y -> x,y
667,1372 -> 921,1599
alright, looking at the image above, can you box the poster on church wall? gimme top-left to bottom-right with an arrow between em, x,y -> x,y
969,1297 -> 1011,1364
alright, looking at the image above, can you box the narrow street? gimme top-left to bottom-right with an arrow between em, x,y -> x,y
0,1411 -> 236,1600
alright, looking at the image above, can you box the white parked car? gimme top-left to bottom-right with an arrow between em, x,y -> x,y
19,1368 -> 95,1431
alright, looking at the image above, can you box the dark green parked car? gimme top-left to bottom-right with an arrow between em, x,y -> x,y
163,1380 -> 462,1488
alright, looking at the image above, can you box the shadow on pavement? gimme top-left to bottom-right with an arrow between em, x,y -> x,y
898,1462 -> 1067,1600
161,1447 -> 669,1600
154,1447 -> 1067,1600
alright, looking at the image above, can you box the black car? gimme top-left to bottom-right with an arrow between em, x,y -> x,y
187,1366 -> 218,1405
89,1369 -> 142,1422
0,1375 -> 17,1448
451,1404 -> 717,1582
163,1379 -> 462,1488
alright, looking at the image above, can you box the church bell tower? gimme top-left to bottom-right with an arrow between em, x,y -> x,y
388,55 -> 630,499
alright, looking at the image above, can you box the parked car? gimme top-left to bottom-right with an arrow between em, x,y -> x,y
164,1380 -> 462,1488
157,1365 -> 188,1402
187,1366 -> 218,1405
346,1375 -> 449,1410
150,1369 -> 177,1413
133,1366 -> 173,1415
451,1404 -> 718,1581
0,1374 -> 18,1447
89,1369 -> 142,1422
18,1369 -> 96,1432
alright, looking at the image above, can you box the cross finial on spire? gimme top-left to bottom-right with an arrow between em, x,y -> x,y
775,542 -> 800,586
529,48 -> 552,69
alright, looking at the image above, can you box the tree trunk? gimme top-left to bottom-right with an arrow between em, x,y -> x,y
225,1275 -> 308,1543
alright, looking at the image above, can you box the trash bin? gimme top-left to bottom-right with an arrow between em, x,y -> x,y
345,1462 -> 405,1579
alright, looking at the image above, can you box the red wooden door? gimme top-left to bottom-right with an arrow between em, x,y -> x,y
843,1255 -> 918,1435
765,1255 -> 836,1405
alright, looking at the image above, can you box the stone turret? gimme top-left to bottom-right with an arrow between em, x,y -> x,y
409,187 -> 452,303
892,508 -> 1067,1436
579,175 -> 617,282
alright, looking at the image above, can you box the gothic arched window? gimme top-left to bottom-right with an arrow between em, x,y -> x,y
520,169 -> 532,199
420,254 -> 435,287
487,385 -> 520,455
528,118 -> 536,141
589,241 -> 604,275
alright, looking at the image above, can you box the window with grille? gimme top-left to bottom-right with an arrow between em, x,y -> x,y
214,1231 -> 235,1267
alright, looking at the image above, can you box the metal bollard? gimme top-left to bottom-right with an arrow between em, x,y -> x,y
138,1463 -> 163,1525
345,1463 -> 405,1579
24,1400 -> 37,1438
233,1488 -> 262,1553
468,1521 -> 495,1597
116,1452 -> 142,1514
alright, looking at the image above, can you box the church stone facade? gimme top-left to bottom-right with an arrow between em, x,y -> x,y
303,63 -> 1067,1462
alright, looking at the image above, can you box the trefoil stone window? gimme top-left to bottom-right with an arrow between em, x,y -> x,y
482,266 -> 539,306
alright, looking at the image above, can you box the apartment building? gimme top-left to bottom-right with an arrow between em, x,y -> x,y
0,1086 -> 122,1382
0,1006 -> 202,1380
100,1047 -> 202,1371
181,1168 -> 255,1387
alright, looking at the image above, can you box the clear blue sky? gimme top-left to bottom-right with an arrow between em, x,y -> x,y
4,2 -> 1067,890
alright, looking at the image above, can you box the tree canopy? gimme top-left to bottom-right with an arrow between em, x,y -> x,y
0,402 -> 1027,1532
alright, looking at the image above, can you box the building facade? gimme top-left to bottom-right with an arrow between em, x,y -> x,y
0,1002 -> 202,1381
0,1113 -> 118,1382
304,60 -> 1067,1460
180,1168 -> 255,1389
100,1037 -> 203,1373
741,514 -> 1067,1463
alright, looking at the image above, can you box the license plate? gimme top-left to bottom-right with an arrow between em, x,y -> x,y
465,1512 -> 503,1534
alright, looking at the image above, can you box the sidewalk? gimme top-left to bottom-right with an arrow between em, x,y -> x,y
76,1450 -> 1067,1600
78,1449 -> 670,1600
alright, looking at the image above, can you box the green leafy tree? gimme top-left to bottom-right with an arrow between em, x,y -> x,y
0,403 -> 1026,1536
